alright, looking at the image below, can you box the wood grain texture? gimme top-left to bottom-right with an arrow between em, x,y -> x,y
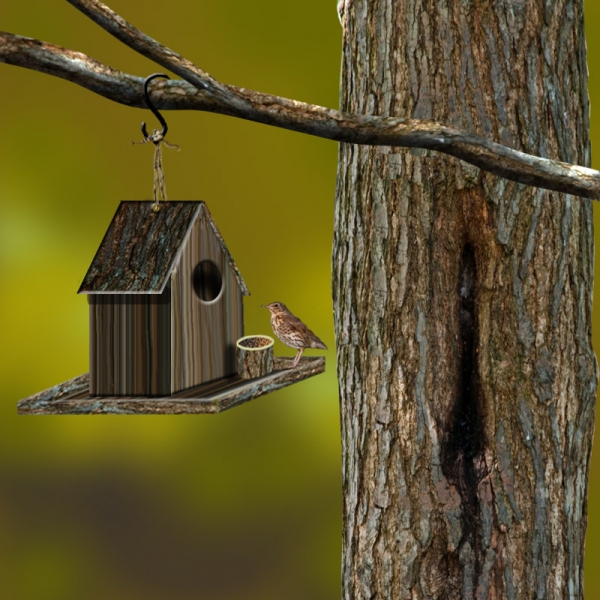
334,1 -> 596,599
170,205 -> 245,392
17,357 -> 325,415
89,289 -> 171,396
83,201 -> 249,395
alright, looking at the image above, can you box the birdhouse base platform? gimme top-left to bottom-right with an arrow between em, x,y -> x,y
17,357 -> 325,415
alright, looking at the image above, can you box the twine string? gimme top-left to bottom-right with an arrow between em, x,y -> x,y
133,129 -> 180,211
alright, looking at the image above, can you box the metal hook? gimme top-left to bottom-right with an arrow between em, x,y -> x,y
141,73 -> 170,142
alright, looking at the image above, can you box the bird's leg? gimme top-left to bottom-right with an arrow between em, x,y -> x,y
292,348 -> 304,368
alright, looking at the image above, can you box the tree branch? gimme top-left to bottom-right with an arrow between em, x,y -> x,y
0,33 -> 216,110
1,0 -> 599,199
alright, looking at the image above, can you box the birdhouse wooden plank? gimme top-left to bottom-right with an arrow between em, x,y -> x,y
79,201 -> 202,293
88,291 -> 172,396
170,207 -> 244,392
17,357 -> 325,415
79,201 -> 249,397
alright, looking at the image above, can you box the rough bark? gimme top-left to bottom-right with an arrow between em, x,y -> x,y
3,26 -> 600,197
237,336 -> 275,379
4,0 -> 599,596
334,1 -> 597,599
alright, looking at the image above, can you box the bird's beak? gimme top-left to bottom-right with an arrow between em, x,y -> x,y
261,305 -> 269,309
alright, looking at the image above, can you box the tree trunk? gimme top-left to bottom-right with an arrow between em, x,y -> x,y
334,1 -> 597,598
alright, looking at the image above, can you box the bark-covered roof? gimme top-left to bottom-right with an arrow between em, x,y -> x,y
78,201 -> 250,294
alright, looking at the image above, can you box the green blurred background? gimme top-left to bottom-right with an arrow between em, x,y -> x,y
0,2 -> 599,598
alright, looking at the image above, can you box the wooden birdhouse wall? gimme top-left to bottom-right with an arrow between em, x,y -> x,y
80,201 -> 248,398
170,209 -> 244,393
89,288 -> 171,396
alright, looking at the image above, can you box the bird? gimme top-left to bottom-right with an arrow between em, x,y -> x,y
262,302 -> 327,367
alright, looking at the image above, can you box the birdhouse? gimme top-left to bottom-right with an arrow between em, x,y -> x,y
78,201 -> 249,396
18,200 -> 325,415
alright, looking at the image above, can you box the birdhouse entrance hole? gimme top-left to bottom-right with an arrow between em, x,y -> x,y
193,260 -> 222,302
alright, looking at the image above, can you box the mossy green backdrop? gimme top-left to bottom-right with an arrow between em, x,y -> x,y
1,2 -> 599,598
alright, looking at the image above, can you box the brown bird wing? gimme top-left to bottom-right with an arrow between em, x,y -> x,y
287,314 -> 328,350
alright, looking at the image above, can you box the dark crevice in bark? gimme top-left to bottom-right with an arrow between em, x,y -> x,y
441,243 -> 485,578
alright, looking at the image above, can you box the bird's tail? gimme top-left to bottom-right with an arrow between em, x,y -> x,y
311,339 -> 328,350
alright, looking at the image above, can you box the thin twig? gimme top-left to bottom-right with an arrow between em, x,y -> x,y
67,0 -> 223,97
1,13 -> 599,200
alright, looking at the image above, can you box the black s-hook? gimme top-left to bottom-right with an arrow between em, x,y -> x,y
141,73 -> 170,142
134,73 -> 179,209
